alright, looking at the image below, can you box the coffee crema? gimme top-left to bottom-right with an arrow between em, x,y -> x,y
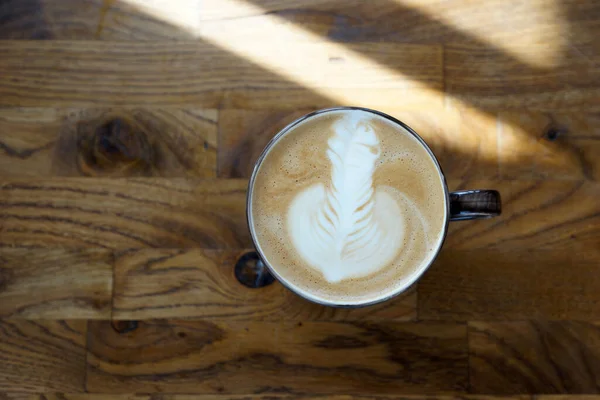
250,109 -> 447,305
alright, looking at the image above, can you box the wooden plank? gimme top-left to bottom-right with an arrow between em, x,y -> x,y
5,0 -> 597,113
0,108 -> 217,178
0,394 -> 34,400
446,43 -> 600,111
22,395 -> 533,400
1,0 -> 593,46
0,178 -> 248,249
2,178 -> 598,252
194,0 -> 598,52
112,249 -> 415,320
218,105 -> 499,179
538,397 -> 600,400
499,112 -> 600,181
469,321 -> 600,394
0,320 -> 87,392
86,320 -> 468,394
419,249 -> 600,321
194,0 -> 600,118
2,2 -> 597,113
0,248 -> 113,319
0,41 -> 442,109
445,179 -> 600,254
20,395 -> 534,400
0,0 -> 195,40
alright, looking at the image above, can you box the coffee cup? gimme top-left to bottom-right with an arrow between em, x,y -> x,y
247,107 -> 501,307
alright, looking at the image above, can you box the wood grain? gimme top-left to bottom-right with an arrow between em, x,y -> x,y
0,395 -> 32,400
86,320 -> 468,394
0,320 -> 87,392
418,249 -> 600,321
446,43 -> 600,111
0,41 -> 442,109
112,249 -> 415,320
499,112 -> 600,181
194,0 -> 598,52
469,321 -> 600,394
445,179 -> 600,254
0,0 -> 592,46
0,178 -> 248,249
0,0 -> 599,397
0,108 -> 217,177
538,397 -> 600,400
2,178 -> 598,252
218,105 -> 499,179
22,395 -> 533,400
0,0 -> 194,40
0,248 -> 113,319
4,0 -> 597,113
17,395 -> 534,400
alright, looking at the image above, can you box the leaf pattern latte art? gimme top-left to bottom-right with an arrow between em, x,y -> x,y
287,114 -> 423,283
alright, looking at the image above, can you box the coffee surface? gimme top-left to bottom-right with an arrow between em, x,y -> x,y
250,109 -> 447,304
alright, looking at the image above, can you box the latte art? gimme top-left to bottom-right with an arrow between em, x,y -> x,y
250,109 -> 446,305
288,114 -> 426,282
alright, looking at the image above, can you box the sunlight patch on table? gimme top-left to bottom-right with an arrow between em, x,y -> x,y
394,0 -> 566,68
120,0 -> 442,107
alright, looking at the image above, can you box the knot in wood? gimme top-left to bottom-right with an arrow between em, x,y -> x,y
111,320 -> 139,334
77,117 -> 155,176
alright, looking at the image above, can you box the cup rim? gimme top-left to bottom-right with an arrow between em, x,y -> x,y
246,106 -> 451,308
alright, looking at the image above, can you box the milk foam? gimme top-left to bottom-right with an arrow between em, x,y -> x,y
251,109 -> 447,304
287,113 -> 429,283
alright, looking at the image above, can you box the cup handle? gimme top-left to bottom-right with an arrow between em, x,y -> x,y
449,190 -> 501,221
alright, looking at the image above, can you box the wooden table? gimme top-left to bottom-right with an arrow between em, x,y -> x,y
1,0 -> 600,397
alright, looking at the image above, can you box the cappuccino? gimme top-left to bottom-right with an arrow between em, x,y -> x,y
249,109 -> 447,305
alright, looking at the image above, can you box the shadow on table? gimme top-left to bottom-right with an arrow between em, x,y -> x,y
0,0 -> 598,180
